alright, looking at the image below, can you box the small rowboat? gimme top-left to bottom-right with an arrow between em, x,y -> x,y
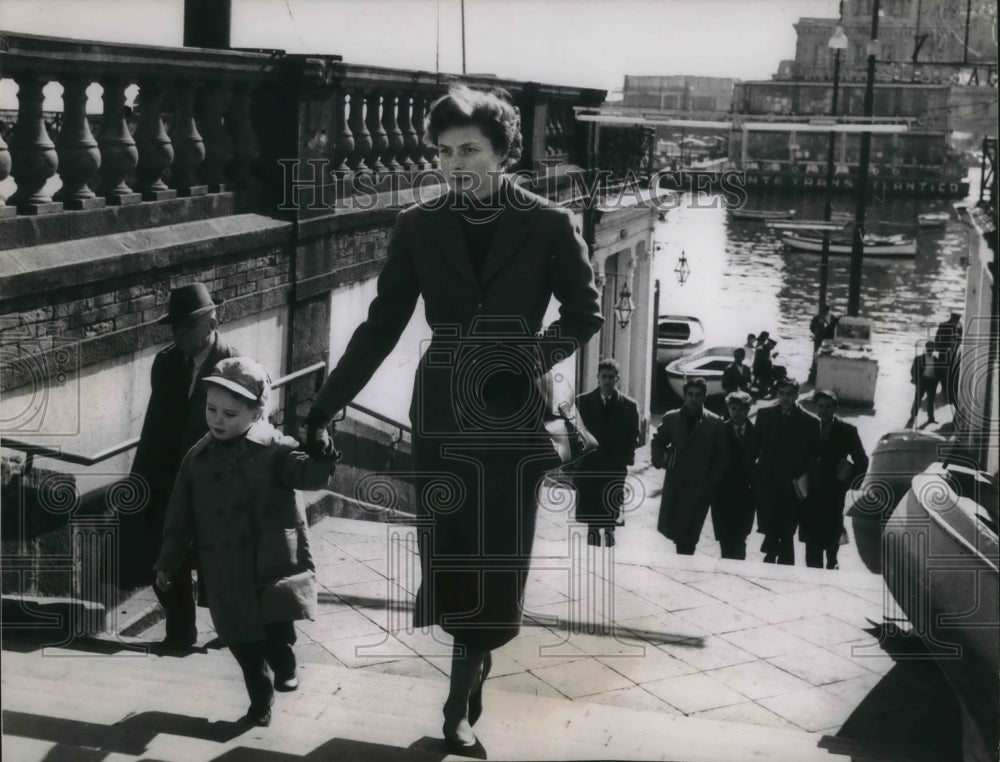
731,209 -> 796,221
656,315 -> 705,365
917,212 -> 950,228
781,232 -> 916,257
665,346 -> 744,398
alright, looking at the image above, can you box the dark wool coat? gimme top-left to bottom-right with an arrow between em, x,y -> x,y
799,417 -> 869,547
573,388 -> 641,526
128,334 -> 238,581
652,406 -> 728,546
711,418 -> 760,541
753,404 -> 820,539
155,421 -> 334,645
310,181 -> 603,650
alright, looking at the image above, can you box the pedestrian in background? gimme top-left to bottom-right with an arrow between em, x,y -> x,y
800,389 -> 868,570
155,358 -> 338,727
754,378 -> 819,565
573,359 -> 641,548
905,340 -> 939,427
131,283 -> 239,651
722,347 -> 752,396
652,377 -> 728,556
711,391 -> 759,560
934,312 -> 963,407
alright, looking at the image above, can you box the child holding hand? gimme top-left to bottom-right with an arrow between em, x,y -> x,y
155,357 -> 338,726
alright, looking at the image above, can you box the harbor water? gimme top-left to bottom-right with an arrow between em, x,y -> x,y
652,179 -> 978,434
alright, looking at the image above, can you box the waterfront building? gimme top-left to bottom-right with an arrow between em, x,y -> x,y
732,0 -> 997,198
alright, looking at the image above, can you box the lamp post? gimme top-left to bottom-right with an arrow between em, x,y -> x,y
818,23 -> 848,313
847,0 -> 881,317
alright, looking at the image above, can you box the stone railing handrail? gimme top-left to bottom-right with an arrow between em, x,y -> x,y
0,31 -> 282,80
0,30 -> 606,229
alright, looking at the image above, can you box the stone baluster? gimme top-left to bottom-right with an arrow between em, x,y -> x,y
366,92 -> 389,174
227,82 -> 259,187
411,96 -> 428,171
98,78 -> 140,205
171,81 -> 207,196
333,89 -> 354,176
200,82 -> 233,192
134,79 -> 177,200
0,130 -> 15,219
366,91 -> 388,173
348,89 -> 371,173
382,92 -> 404,172
8,75 -> 61,214
398,93 -> 417,173
424,95 -> 440,169
53,77 -> 104,210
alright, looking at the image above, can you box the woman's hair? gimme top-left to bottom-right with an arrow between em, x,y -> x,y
426,85 -> 522,167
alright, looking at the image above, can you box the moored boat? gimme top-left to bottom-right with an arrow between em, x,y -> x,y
917,211 -> 950,228
731,209 -> 795,221
781,232 -> 917,257
664,345 -> 743,398
656,315 -> 705,365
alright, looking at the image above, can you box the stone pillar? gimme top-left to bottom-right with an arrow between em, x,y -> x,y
54,77 -> 104,210
134,80 -> 177,201
170,80 -> 208,196
8,75 -> 61,215
0,131 -> 15,219
98,77 -> 141,205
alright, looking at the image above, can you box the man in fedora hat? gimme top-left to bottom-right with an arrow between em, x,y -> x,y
130,283 -> 239,650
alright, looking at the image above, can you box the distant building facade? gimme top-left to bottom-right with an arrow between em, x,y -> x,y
729,0 -> 996,197
623,75 -> 735,112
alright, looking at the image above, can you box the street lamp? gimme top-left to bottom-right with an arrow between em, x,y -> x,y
614,282 -> 636,328
818,23 -> 848,314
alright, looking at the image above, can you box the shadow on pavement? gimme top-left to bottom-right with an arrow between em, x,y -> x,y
5,710 -> 482,761
2,709 -> 246,756
819,623 -> 964,762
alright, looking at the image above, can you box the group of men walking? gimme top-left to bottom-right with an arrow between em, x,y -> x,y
574,365 -> 869,569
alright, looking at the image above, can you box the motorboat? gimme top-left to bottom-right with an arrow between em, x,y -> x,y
731,208 -> 795,221
883,462 -> 998,762
664,345 -> 742,398
850,429 -> 953,520
917,211 -> 950,228
781,232 -> 917,257
656,315 -> 705,365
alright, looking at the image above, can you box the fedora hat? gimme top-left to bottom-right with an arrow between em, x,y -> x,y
157,283 -> 222,325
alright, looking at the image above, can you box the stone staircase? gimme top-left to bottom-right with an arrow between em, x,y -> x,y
2,636 -> 884,762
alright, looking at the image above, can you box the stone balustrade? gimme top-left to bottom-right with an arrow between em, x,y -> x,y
0,31 -> 283,217
0,31 -> 606,229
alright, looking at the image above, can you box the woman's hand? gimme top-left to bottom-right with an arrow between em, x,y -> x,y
155,570 -> 173,591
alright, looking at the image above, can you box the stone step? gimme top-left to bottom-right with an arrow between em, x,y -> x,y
2,643 -> 908,762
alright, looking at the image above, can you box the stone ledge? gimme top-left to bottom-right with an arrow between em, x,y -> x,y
0,214 -> 294,304
0,192 -> 237,253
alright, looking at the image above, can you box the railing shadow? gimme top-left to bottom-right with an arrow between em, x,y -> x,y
2,709 -> 479,761
818,622 -> 964,762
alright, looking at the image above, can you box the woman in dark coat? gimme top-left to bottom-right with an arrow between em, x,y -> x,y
304,86 -> 603,750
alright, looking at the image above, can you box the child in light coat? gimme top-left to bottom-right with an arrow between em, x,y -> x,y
155,357 -> 338,726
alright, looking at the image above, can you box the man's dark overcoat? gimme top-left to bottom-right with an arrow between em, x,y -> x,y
652,407 -> 728,547
799,417 -> 868,547
753,404 -> 819,539
710,418 -> 760,542
129,334 -> 238,579
573,388 -> 641,527
310,182 -> 603,650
